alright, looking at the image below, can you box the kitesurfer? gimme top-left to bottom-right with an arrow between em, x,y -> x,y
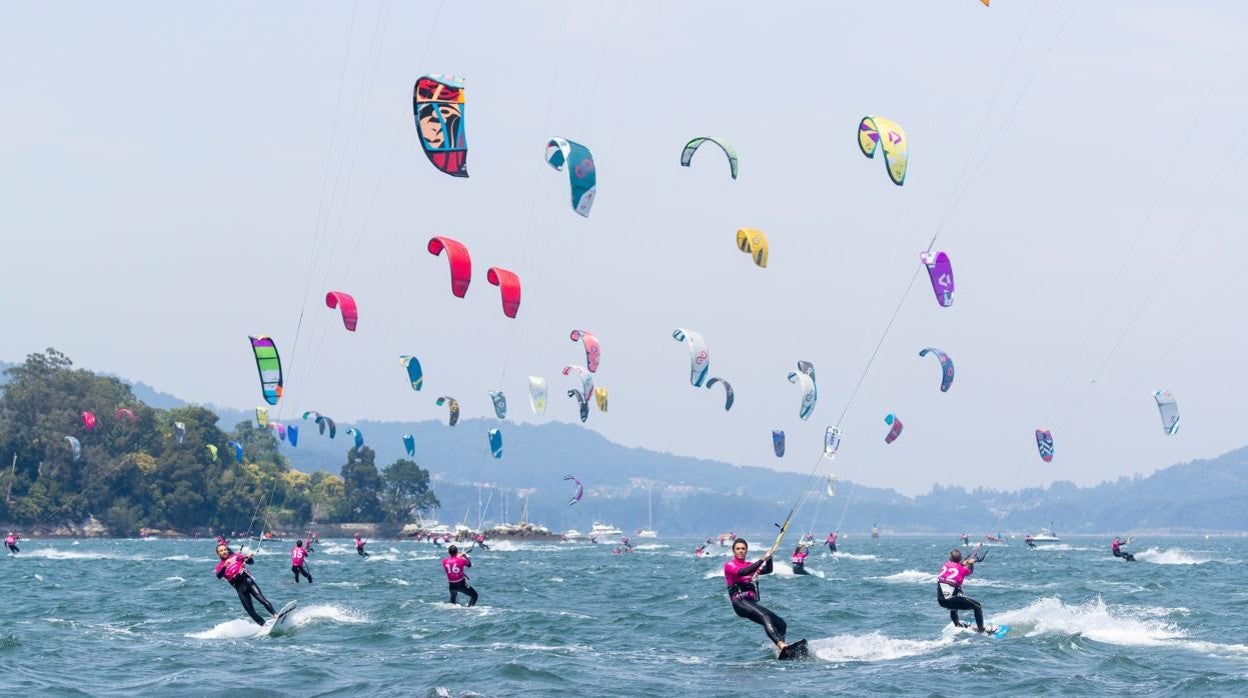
1111,537 -> 1135,562
936,549 -> 985,633
291,540 -> 313,583
354,534 -> 370,558
1025,534 -> 1036,549
620,536 -> 633,552
961,533 -> 970,546
214,543 -> 277,626
724,538 -> 789,652
790,545 -> 810,575
442,545 -> 478,607
826,531 -> 837,553
473,533 -> 489,551
4,532 -> 19,554
695,544 -> 707,557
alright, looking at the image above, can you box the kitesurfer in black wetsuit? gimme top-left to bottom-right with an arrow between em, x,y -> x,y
724,538 -> 788,651
214,543 -> 277,626
1111,537 -> 1135,561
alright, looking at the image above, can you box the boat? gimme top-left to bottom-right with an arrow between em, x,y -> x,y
564,528 -> 583,539
591,522 -> 623,538
870,524 -> 880,539
635,483 -> 658,538
1029,527 -> 1060,544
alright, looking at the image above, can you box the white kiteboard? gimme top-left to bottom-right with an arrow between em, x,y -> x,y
268,601 -> 298,635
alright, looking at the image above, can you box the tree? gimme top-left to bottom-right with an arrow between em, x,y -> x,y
381,458 -> 440,524
340,446 -> 383,522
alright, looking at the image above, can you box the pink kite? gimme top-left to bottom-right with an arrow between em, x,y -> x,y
81,411 -> 97,432
884,413 -> 903,444
325,291 -> 359,331
427,236 -> 472,298
486,267 -> 521,319
569,330 -> 601,373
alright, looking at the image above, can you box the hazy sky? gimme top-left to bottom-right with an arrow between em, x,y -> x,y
3,1 -> 1247,495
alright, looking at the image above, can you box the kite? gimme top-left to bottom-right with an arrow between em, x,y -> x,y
436,397 -> 460,426
824,427 -> 842,458
546,137 -> 596,217
562,365 -> 594,405
207,444 -> 219,462
1152,390 -> 1180,435
413,74 -> 468,177
325,291 -> 359,332
706,377 -> 735,411
427,236 -> 472,298
488,428 -> 503,459
81,411 -> 97,432
489,390 -> 507,419
680,136 -> 738,179
65,435 -> 81,462
672,328 -> 710,387
528,377 -> 548,415
569,330 -> 601,373
1036,429 -> 1054,463
227,440 -> 244,463
114,407 -> 137,426
787,366 -> 817,420
302,412 -> 336,438
346,427 -> 364,449
884,414 -> 904,444
796,360 -> 816,382
567,389 -> 590,423
274,423 -> 286,442
594,386 -> 608,412
248,336 -> 283,405
399,355 -> 424,391
735,228 -> 768,268
825,475 -> 837,497
486,267 -> 521,318
857,115 -> 908,185
402,433 -> 415,457
287,425 -> 299,447
175,422 -> 186,445
773,430 -> 786,457
919,347 -> 955,392
255,407 -> 269,428
563,474 -> 584,506
920,251 -> 955,308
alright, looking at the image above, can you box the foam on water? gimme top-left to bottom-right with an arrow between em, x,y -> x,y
811,631 -> 952,663
25,548 -> 143,561
187,618 -> 269,640
871,570 -> 933,584
1135,547 -> 1214,565
483,541 -> 564,553
827,552 -> 880,561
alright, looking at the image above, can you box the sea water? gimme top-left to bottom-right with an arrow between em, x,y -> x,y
3,536 -> 1247,696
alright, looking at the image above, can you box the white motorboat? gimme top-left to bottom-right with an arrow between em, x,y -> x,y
591,522 -> 623,538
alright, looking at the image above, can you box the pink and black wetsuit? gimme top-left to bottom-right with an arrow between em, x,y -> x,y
215,552 -> 277,626
355,536 -> 369,557
1112,538 -> 1135,561
5,534 -> 19,554
936,559 -> 983,631
826,533 -> 837,553
291,543 -> 313,583
441,554 -> 478,606
724,556 -> 786,645
790,549 -> 809,575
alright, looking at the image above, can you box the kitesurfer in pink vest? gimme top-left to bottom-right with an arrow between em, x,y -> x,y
790,545 -> 810,575
724,538 -> 788,652
214,543 -> 277,626
354,533 -> 369,558
936,549 -> 985,632
291,540 -> 313,583
441,545 -> 478,606
5,532 -> 20,554
826,531 -> 837,553
1111,537 -> 1135,562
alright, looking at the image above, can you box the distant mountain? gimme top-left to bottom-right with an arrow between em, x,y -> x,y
4,360 -> 1247,535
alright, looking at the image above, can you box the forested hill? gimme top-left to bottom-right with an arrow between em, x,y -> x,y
4,351 -> 1248,535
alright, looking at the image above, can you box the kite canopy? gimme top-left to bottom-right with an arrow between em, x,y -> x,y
325,291 -> 359,331
528,377 -> 548,415
857,115 -> 908,185
546,137 -> 597,217
346,427 -> 364,449
403,433 -> 416,457
486,267 -> 521,318
286,426 -> 299,448
569,330 -> 601,373
227,441 -> 244,463
248,336 -> 283,405
787,364 -> 817,421
65,435 -> 81,462
920,251 -> 955,308
488,429 -> 503,459
427,236 -> 472,298
436,397 -> 460,426
672,328 -> 710,387
207,444 -> 219,461
919,347 -> 955,392
255,407 -> 269,428
489,390 -> 507,420
823,427 -> 842,458
735,228 -> 769,268
1152,390 -> 1180,435
1036,429 -> 1055,463
114,407 -> 137,425
681,136 -> 739,179
772,430 -> 786,457
175,422 -> 186,445
884,413 -> 904,444
81,411 -> 97,432
562,365 -> 594,407
566,389 -> 590,423
413,74 -> 468,177
563,474 -> 584,506
399,355 -> 424,391
593,386 -> 608,412
706,377 -> 735,411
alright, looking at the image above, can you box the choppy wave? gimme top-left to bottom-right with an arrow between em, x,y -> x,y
812,631 -> 952,663
871,570 -> 933,584
1135,547 -> 1215,565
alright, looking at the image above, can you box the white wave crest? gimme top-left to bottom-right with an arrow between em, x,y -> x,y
1135,547 -> 1213,565
871,570 -> 934,584
811,631 -> 952,663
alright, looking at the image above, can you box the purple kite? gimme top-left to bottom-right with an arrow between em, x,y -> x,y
884,414 -> 904,444
1035,429 -> 1054,463
920,251 -> 955,308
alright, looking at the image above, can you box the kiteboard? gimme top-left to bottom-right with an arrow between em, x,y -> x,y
777,639 -> 809,660
268,601 -> 298,635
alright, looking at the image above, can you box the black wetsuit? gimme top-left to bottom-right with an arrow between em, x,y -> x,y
5,541 -> 18,554
1113,546 -> 1135,562
728,558 -> 787,645
218,562 -> 277,626
936,582 -> 983,631
292,563 -> 313,583
356,541 -> 369,557
449,579 -> 478,606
